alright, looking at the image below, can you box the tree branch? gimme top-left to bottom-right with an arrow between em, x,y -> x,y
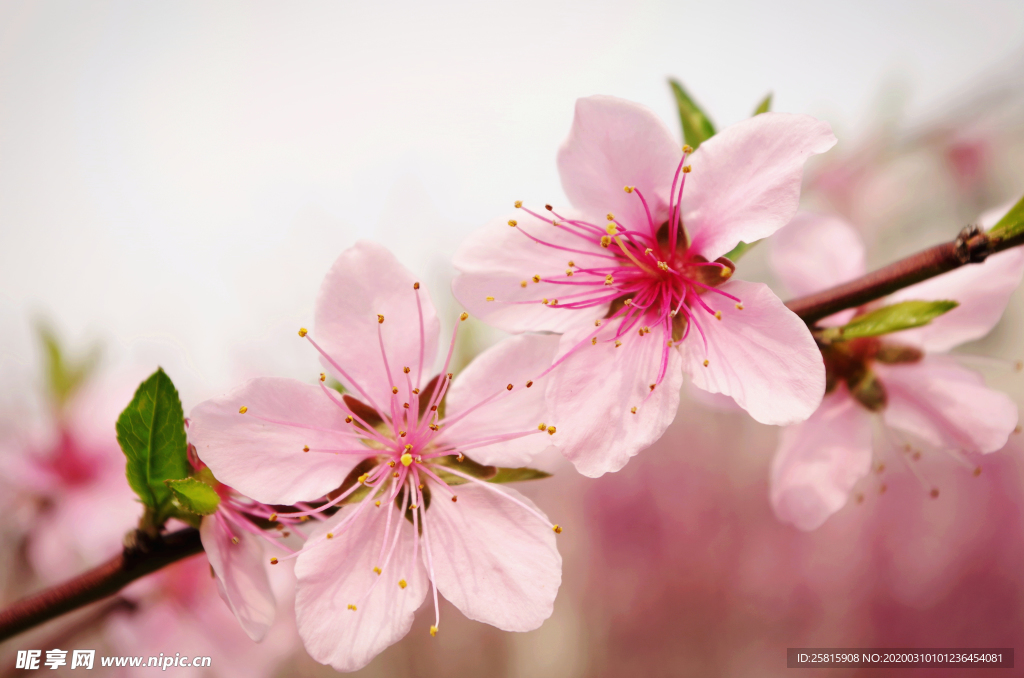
785,226 -> 1024,324
0,527 -> 203,642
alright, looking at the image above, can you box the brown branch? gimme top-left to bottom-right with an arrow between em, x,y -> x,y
0,527 -> 203,642
785,226 -> 1024,324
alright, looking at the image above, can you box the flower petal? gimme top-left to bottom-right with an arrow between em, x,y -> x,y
683,280 -> 825,425
452,210 -> 611,333
770,388 -> 873,531
440,334 -> 560,467
885,248 -> 1024,352
545,318 -> 683,477
557,95 -> 682,231
876,356 -> 1018,454
315,240 -> 441,408
295,502 -> 428,672
769,211 -> 867,297
683,113 -> 837,261
200,513 -> 276,642
424,482 -> 561,632
189,378 -> 365,505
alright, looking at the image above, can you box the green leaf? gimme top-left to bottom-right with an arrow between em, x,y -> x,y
115,368 -> 190,520
986,194 -> 1024,242
488,467 -> 551,484
166,478 -> 221,516
723,240 -> 759,261
669,79 -> 716,149
822,300 -> 959,341
753,92 -> 773,115
36,323 -> 100,408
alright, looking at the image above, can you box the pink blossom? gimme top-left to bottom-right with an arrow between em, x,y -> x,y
452,96 -> 836,476
188,241 -> 562,672
769,208 -> 1023,530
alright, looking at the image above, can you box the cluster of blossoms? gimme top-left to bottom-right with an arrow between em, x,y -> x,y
182,95 -> 1020,671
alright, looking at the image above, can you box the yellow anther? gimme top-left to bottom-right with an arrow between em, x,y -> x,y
460,312 -> 469,321
606,213 -> 615,222
401,452 -> 413,466
456,453 -> 465,462
326,532 -> 334,539
392,386 -> 399,394
520,280 -> 528,288
544,203 -> 553,211
348,604 -> 357,611
624,299 -> 632,306
552,220 -> 560,226
268,513 -> 277,522
345,416 -> 353,423
403,366 -> 411,374
649,384 -> 656,391
720,267 -> 732,279
413,387 -> 419,394
605,274 -> 614,286
658,261 -> 669,271
409,504 -> 418,510
591,337 -> 597,345
508,219 -> 518,227
614,340 -> 622,347
735,303 -> 744,310
566,269 -> 574,276
429,424 -> 439,431
506,383 -> 513,391
714,311 -> 722,320
682,144 -> 693,154
430,625 -> 438,637
413,281 -> 420,290
377,314 -> 385,324
486,295 -> 495,301
630,406 -> 637,414
514,200 -> 523,208
238,406 -> 248,414
682,165 -> 692,173
595,319 -> 602,327
567,260 -> 574,267
393,471 -> 400,478
320,373 -> 326,382
404,443 -> 413,451
645,248 -> 653,255
552,524 -> 563,534
703,359 -> 709,367
399,579 -> 407,589
303,445 -> 309,452
637,329 -> 643,337
547,426 -> 556,435
270,557 -> 279,564
373,566 -> 382,575
451,495 -> 458,502
403,402 -> 410,409
375,501 -> 381,506
600,235 -> 611,248
298,327 -> 308,337
526,380 -> 534,388
400,430 -> 407,437
538,423 -> 547,431
532,274 -> 541,283
231,536 -> 239,545
624,185 -> 634,193
389,460 -> 396,467
605,223 -> 617,235
419,483 -> 424,489
358,473 -> 369,484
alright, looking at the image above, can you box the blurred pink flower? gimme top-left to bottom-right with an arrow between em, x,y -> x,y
188,241 -> 562,672
453,95 -> 835,476
769,209 -> 1023,530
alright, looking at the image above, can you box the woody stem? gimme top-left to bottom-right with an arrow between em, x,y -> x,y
785,226 -> 1024,324
0,527 -> 203,642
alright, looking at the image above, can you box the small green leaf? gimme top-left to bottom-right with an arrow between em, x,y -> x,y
753,93 -> 773,115
488,467 -> 551,484
115,368 -> 190,520
823,300 -> 958,341
669,79 -> 716,149
166,478 -> 221,516
723,240 -> 759,261
36,323 -> 100,408
986,194 -> 1024,242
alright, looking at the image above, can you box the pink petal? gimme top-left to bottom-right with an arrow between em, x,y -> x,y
683,113 -> 837,261
424,482 -> 561,632
440,334 -> 560,467
295,504 -> 427,672
452,210 -> 610,334
876,357 -> 1018,454
884,248 -> 1024,352
683,280 -> 825,425
770,388 -> 873,531
189,378 -> 364,505
315,240 -> 441,407
769,211 -> 866,297
557,95 -> 682,231
200,513 -> 276,642
545,319 -> 683,477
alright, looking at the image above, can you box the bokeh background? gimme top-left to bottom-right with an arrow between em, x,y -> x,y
2,1 -> 1024,676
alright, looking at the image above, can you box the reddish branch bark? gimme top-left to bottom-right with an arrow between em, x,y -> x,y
0,528 -> 202,642
786,227 -> 1024,324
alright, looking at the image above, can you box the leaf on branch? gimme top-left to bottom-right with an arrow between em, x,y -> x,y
115,368 -> 190,521
821,300 -> 958,341
753,92 -> 772,115
669,79 -> 716,149
723,240 -> 759,261
166,477 -> 221,516
488,467 -> 551,484
986,194 -> 1024,242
